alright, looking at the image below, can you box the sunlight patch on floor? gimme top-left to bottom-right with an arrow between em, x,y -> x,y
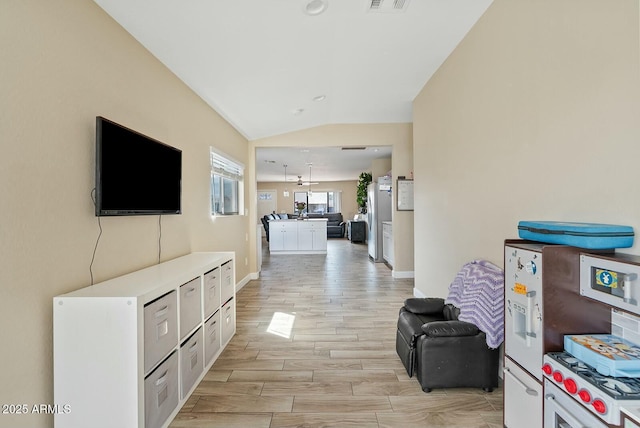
266,311 -> 296,338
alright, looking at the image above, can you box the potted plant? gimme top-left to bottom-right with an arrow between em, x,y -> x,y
295,201 -> 307,217
356,172 -> 372,213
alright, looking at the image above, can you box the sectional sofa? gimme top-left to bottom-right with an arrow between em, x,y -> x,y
261,212 -> 346,241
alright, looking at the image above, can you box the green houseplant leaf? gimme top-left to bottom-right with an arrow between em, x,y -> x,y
356,172 -> 372,213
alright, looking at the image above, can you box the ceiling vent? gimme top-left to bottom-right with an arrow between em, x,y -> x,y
366,0 -> 410,13
341,147 -> 367,151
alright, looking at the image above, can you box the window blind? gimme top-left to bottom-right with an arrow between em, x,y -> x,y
210,149 -> 244,180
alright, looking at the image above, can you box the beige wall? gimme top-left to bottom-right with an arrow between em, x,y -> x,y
249,124 -> 415,275
391,125 -> 414,276
413,0 -> 640,297
257,181 -> 359,219
371,158 -> 392,181
0,1 -> 250,426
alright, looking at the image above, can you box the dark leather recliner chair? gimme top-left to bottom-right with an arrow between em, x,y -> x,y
396,298 -> 499,392
261,215 -> 270,241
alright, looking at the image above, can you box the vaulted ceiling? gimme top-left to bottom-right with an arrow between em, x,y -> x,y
94,0 -> 493,181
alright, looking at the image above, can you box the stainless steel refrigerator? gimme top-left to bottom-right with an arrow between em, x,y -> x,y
367,181 -> 392,262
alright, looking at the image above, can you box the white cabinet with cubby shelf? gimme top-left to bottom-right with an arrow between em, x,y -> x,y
53,252 -> 235,428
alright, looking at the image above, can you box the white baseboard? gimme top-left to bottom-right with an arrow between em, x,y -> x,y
236,273 -> 256,292
413,288 -> 427,298
392,270 -> 414,279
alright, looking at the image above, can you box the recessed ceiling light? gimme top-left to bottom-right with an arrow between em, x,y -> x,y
304,0 -> 328,16
313,95 -> 326,102
292,108 -> 304,115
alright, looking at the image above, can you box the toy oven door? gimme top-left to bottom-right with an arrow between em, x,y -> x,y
544,381 -> 606,428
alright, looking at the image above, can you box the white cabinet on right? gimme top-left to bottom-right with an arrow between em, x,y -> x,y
382,221 -> 393,266
298,220 -> 327,251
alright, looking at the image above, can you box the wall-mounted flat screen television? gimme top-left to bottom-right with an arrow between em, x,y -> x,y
95,116 -> 182,216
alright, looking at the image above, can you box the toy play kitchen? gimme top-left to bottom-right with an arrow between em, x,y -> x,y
504,221 -> 640,428
541,252 -> 640,428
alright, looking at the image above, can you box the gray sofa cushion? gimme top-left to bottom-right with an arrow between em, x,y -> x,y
324,213 -> 343,226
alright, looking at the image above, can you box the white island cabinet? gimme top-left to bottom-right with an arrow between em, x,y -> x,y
298,220 -> 328,251
268,219 -> 328,254
53,252 -> 235,428
268,220 -> 299,251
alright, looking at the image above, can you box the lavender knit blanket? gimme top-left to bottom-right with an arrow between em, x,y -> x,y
445,260 -> 505,349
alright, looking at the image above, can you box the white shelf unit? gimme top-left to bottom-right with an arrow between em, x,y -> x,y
53,252 -> 235,428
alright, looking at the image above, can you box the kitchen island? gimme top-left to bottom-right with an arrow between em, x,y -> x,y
268,218 -> 328,254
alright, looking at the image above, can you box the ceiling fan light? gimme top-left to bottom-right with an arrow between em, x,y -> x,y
304,0 -> 328,16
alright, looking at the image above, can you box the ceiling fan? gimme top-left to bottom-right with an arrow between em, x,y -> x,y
297,163 -> 319,186
296,175 -> 318,186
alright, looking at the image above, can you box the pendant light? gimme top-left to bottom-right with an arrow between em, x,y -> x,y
283,164 -> 290,197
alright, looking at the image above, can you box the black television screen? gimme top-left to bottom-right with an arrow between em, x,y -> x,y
95,116 -> 182,216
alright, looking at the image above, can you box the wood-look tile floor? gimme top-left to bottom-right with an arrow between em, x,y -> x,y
170,238 -> 503,428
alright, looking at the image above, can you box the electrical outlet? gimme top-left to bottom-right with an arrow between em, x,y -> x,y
244,257 -> 248,266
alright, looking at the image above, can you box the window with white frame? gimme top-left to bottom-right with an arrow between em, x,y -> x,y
210,149 -> 244,215
293,191 -> 341,214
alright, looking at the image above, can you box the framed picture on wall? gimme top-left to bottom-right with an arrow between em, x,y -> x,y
397,179 -> 413,211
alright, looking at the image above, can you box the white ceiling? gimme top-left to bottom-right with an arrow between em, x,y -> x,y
93,0 -> 493,182
256,145 -> 393,183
